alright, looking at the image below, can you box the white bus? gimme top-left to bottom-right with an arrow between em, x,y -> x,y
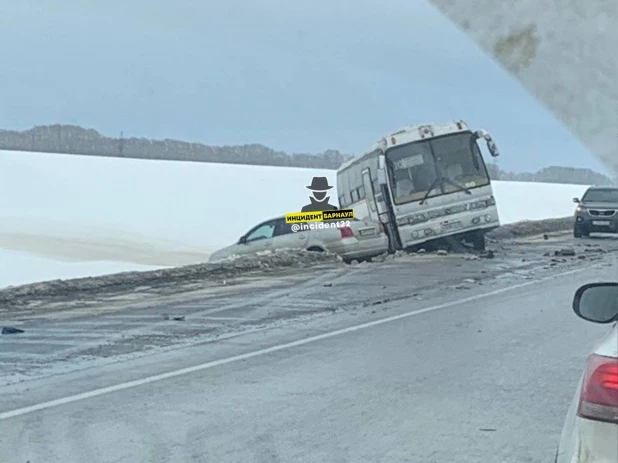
336,120 -> 501,252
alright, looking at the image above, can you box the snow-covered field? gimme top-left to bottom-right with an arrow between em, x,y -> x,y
1,150 -> 588,288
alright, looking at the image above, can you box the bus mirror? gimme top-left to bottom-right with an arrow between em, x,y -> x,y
487,139 -> 500,157
377,168 -> 387,185
475,130 -> 499,157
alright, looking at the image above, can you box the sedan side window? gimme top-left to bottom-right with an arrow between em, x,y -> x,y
245,223 -> 276,242
274,219 -> 295,236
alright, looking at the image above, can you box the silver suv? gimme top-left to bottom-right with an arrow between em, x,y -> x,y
573,186 -> 618,237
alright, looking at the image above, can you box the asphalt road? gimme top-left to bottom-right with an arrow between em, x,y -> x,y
0,235 -> 616,463
1,233 -> 615,384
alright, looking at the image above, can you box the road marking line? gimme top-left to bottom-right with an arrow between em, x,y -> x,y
0,266 -> 594,420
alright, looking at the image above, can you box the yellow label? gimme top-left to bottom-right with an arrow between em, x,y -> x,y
284,209 -> 354,223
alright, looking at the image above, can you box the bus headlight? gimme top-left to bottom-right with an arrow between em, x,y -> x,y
424,228 -> 433,236
411,230 -> 420,238
409,214 -> 427,224
484,214 -> 492,222
472,217 -> 481,224
469,200 -> 486,210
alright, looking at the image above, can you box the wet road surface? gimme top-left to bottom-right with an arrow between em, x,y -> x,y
0,234 -> 616,462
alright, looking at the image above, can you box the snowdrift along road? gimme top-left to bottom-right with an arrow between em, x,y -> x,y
0,149 -> 589,288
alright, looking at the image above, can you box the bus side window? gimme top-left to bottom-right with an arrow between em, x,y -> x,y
351,189 -> 359,203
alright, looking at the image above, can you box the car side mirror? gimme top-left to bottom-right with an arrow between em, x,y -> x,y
573,283 -> 618,324
238,235 -> 247,244
573,197 -> 580,203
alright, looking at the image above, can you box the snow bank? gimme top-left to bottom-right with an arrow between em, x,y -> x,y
0,249 -> 158,289
491,181 -> 587,224
0,149 -> 588,288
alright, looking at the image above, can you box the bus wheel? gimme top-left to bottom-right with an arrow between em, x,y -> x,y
472,231 -> 486,251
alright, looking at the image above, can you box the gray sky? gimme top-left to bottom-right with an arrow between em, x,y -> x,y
0,0 -> 610,174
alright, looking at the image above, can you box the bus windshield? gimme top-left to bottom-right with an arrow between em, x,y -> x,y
385,131 -> 490,204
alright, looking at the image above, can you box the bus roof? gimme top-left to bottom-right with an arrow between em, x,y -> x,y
338,120 -> 470,172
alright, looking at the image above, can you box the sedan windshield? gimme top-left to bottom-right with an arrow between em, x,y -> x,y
583,188 -> 618,203
386,132 -> 490,204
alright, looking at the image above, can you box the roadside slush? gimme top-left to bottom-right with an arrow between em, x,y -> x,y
0,215 -> 615,386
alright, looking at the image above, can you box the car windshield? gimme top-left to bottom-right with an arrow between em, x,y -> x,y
385,131 -> 490,204
582,188 -> 618,202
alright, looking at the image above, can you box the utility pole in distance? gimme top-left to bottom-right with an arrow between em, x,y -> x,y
119,130 -> 125,157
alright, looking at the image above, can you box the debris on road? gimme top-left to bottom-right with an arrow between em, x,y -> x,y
363,298 -> 392,307
172,316 -> 185,321
479,250 -> 495,259
2,326 -> 24,334
554,248 -> 576,257
584,247 -> 606,253
436,250 -> 448,256
162,314 -> 170,320
323,283 -> 333,287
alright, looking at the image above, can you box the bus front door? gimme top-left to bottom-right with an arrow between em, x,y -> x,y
362,167 -> 400,252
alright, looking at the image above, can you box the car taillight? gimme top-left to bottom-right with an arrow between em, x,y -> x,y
378,222 -> 384,233
339,227 -> 354,238
577,354 -> 618,424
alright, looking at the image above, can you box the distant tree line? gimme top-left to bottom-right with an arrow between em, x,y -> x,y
0,125 -> 351,169
0,124 -> 614,185
485,162 -> 615,186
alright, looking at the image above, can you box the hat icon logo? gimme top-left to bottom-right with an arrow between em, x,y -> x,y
306,176 -> 334,191
301,176 -> 338,212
